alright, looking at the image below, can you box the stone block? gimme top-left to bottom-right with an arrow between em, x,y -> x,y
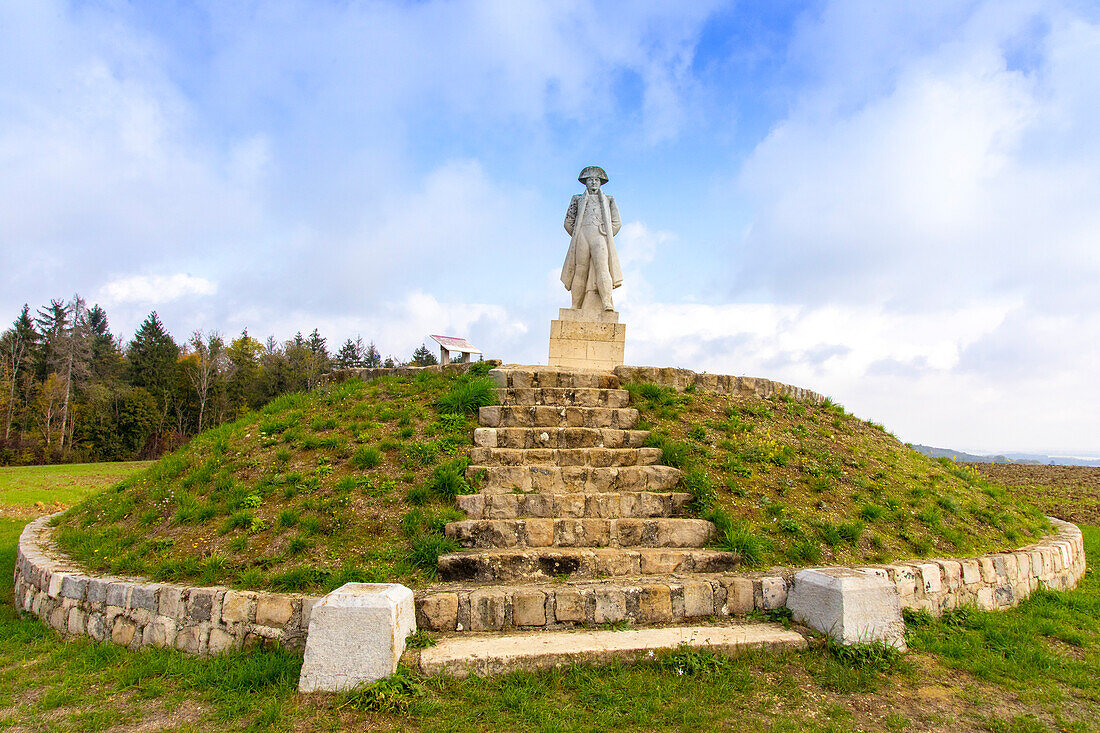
788,568 -> 905,649
638,586 -> 672,624
417,593 -> 459,631
175,625 -> 209,655
256,594 -> 294,627
208,627 -> 240,655
105,582 -> 130,608
186,589 -> 215,623
111,617 -> 137,647
66,607 -> 86,635
86,578 -> 110,605
722,577 -> 754,615
555,589 -> 587,623
129,584 -> 159,612
513,590 -> 547,627
917,564 -> 943,595
298,583 -> 416,693
158,586 -> 184,618
143,617 -> 176,648
682,581 -> 714,618
961,560 -> 981,585
759,576 -> 788,610
469,589 -> 506,631
221,591 -> 255,624
60,575 -> 87,601
593,589 -> 626,624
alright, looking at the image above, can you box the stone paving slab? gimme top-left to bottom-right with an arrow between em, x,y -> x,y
413,623 -> 807,677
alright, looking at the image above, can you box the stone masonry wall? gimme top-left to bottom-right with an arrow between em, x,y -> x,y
13,513 -> 1087,654
14,515 -> 322,655
612,366 -> 826,403
327,360 -> 502,384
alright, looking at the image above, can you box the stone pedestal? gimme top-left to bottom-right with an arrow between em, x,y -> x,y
548,309 -> 625,370
787,568 -> 906,649
298,583 -> 415,692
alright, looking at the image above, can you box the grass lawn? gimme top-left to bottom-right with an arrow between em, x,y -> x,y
1,445 -> 1097,730
0,462 -> 151,518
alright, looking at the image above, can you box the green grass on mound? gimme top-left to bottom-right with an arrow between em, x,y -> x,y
54,368 -> 1049,595
55,366 -> 498,594
625,383 -> 1050,568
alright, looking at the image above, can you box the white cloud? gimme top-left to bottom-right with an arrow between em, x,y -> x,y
99,274 -> 217,304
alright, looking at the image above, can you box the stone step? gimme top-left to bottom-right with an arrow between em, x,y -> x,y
473,427 -> 650,449
479,405 -> 639,430
409,624 -> 807,677
445,518 -> 714,549
415,573 -> 793,632
495,387 -> 630,408
468,446 -> 662,467
456,491 -> 693,519
467,465 -> 681,493
491,367 -> 620,390
437,547 -> 739,583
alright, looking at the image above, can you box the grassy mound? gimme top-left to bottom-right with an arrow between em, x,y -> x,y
626,382 -> 1050,567
55,368 -> 1050,594
55,366 -> 498,594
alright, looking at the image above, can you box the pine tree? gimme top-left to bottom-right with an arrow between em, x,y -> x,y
1,305 -> 38,440
333,338 -> 363,369
127,312 -> 180,424
364,341 -> 382,368
411,343 -> 438,366
85,304 -> 121,381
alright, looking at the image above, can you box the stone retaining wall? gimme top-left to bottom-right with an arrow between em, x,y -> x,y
327,360 -> 502,383
14,515 -> 1087,653
14,515 -> 323,654
414,518 -> 1087,631
612,365 -> 827,403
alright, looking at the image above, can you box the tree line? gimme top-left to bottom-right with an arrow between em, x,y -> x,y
0,296 -> 440,465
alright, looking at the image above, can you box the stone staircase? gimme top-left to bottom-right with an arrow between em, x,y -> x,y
405,366 -> 805,674
438,367 -> 737,587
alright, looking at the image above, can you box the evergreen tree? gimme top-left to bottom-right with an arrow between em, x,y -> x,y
411,343 -> 438,366
85,304 -> 121,381
226,330 -> 265,414
0,305 -> 38,441
333,337 -> 364,369
127,312 -> 180,423
363,341 -> 382,368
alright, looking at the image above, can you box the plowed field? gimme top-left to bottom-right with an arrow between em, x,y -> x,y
972,463 -> 1100,525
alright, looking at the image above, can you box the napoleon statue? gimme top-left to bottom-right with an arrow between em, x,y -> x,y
561,166 -> 623,312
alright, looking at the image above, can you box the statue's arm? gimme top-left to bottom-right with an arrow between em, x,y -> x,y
609,197 -> 621,236
564,196 -> 578,235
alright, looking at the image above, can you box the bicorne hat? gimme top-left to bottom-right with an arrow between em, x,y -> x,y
578,166 -> 609,184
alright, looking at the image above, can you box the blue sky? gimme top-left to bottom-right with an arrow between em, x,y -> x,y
3,0 -> 1099,456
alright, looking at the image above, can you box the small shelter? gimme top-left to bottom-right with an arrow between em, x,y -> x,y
429,335 -> 482,365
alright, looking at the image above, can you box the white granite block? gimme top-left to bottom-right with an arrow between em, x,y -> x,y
787,567 -> 905,649
298,583 -> 415,693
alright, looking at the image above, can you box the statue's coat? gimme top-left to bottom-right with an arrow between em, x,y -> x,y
560,190 -> 623,292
